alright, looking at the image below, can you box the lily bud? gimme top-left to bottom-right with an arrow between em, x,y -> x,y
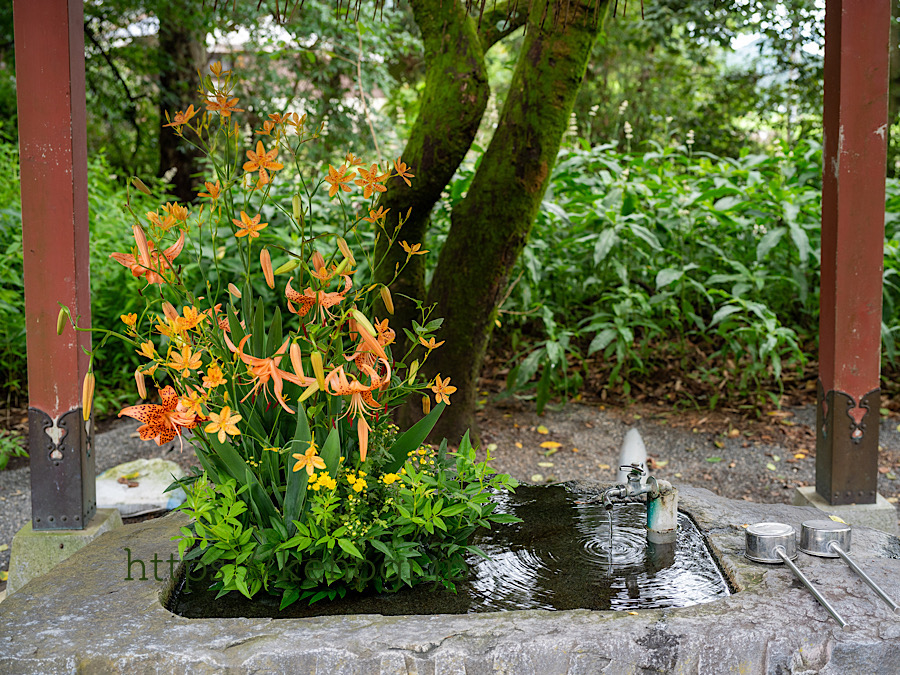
260,248 -> 274,289
56,307 -> 69,336
292,194 -> 302,222
310,351 -> 326,390
422,395 -> 431,415
299,382 -> 319,402
274,258 -> 300,275
131,177 -> 152,196
350,309 -> 377,338
380,285 -> 394,315
407,359 -> 419,385
162,301 -> 178,321
135,368 -> 147,399
82,371 -> 95,421
133,224 -> 151,265
290,342 -> 304,377
227,283 -> 242,298
311,250 -> 325,273
334,258 -> 350,276
337,237 -> 356,266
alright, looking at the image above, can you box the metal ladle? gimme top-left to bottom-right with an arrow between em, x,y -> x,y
800,519 -> 900,614
745,522 -> 848,627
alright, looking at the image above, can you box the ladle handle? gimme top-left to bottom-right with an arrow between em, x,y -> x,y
776,547 -> 848,628
830,544 -> 900,614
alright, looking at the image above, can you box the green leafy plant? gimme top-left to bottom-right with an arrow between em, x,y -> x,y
61,63 -> 518,608
0,430 -> 27,471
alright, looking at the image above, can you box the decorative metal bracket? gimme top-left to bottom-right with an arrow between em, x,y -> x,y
815,380 -> 879,506
28,407 -> 96,530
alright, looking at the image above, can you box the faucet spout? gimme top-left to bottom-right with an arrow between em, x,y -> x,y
602,464 -> 679,544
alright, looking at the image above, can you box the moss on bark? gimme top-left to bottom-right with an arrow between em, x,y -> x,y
373,0 -> 490,350
425,0 -> 610,442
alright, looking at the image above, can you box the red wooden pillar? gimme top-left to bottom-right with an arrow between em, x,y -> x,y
14,0 -> 96,529
817,0 -> 891,506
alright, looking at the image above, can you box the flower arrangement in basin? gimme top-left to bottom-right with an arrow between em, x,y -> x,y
61,63 -> 518,609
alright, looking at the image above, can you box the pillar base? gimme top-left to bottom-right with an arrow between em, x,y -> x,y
792,486 -> 898,535
6,508 -> 122,596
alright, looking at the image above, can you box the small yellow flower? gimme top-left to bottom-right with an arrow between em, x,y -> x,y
205,405 -> 242,443
120,313 -> 138,327
180,389 -> 205,416
431,374 -> 457,405
400,240 -> 428,256
162,202 -> 189,222
382,473 -> 400,485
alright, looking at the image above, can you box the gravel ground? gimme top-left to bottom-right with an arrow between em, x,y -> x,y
2,399 -> 899,586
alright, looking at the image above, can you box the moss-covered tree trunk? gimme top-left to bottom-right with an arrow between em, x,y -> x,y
373,0 -> 490,348
425,0 -> 609,442
157,1 -> 206,203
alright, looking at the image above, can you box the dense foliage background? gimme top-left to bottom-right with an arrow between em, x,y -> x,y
2,0 -> 900,429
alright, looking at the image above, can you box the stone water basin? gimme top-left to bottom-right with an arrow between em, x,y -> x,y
1,483 -> 899,673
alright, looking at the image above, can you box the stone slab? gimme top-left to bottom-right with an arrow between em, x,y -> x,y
96,457 -> 186,517
792,486 -> 899,535
6,508 -> 123,596
0,486 -> 899,674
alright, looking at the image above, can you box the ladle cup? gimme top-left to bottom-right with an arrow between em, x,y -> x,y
745,522 -> 848,627
799,519 -> 900,614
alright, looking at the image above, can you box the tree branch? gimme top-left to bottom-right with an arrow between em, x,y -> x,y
477,0 -> 528,49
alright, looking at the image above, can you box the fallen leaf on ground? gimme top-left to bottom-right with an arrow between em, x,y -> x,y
540,441 -> 562,449
706,456 -> 723,463
728,429 -> 740,437
766,462 -> 777,471
530,473 -> 544,482
888,497 -> 899,504
772,455 -> 780,462
544,448 -> 559,457
597,463 -> 611,470
536,425 -> 549,435
486,443 -> 498,452
879,466 -> 890,474
887,472 -> 897,480
794,453 -> 806,459
0,571 -> 7,582
537,462 -> 554,468
515,442 -> 523,449
714,440 -> 724,449
0,544 -> 7,552
571,447 -> 579,453
674,473 -> 682,478
728,462 -> 736,468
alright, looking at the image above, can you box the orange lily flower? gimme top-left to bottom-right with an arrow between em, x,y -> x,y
400,240 -> 428,256
163,104 -> 198,129
393,158 -> 415,186
118,385 -> 202,448
110,230 -> 185,285
324,164 -> 356,198
206,92 -> 243,117
233,211 -> 268,238
243,141 -> 284,177
223,334 -> 316,413
362,206 -> 390,224
285,275 -> 352,323
325,358 -> 391,461
199,180 -> 221,200
292,441 -> 326,475
354,163 -> 390,199
205,405 -> 242,443
431,374 -> 457,405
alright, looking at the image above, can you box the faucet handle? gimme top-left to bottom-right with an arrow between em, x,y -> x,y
621,463 -> 645,478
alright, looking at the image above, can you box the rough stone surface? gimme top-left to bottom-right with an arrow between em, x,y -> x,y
792,486 -> 899,535
5,508 -> 122,596
96,457 -> 186,517
0,485 -> 899,674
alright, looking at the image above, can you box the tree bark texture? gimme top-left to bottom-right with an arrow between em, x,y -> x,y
157,1 -> 206,203
373,0 -> 490,348
425,0 -> 609,442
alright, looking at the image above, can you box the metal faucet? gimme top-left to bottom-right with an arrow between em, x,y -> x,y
595,464 -> 679,544
601,464 -> 659,510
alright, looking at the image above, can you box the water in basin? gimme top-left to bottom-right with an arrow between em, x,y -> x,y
170,485 -> 731,618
